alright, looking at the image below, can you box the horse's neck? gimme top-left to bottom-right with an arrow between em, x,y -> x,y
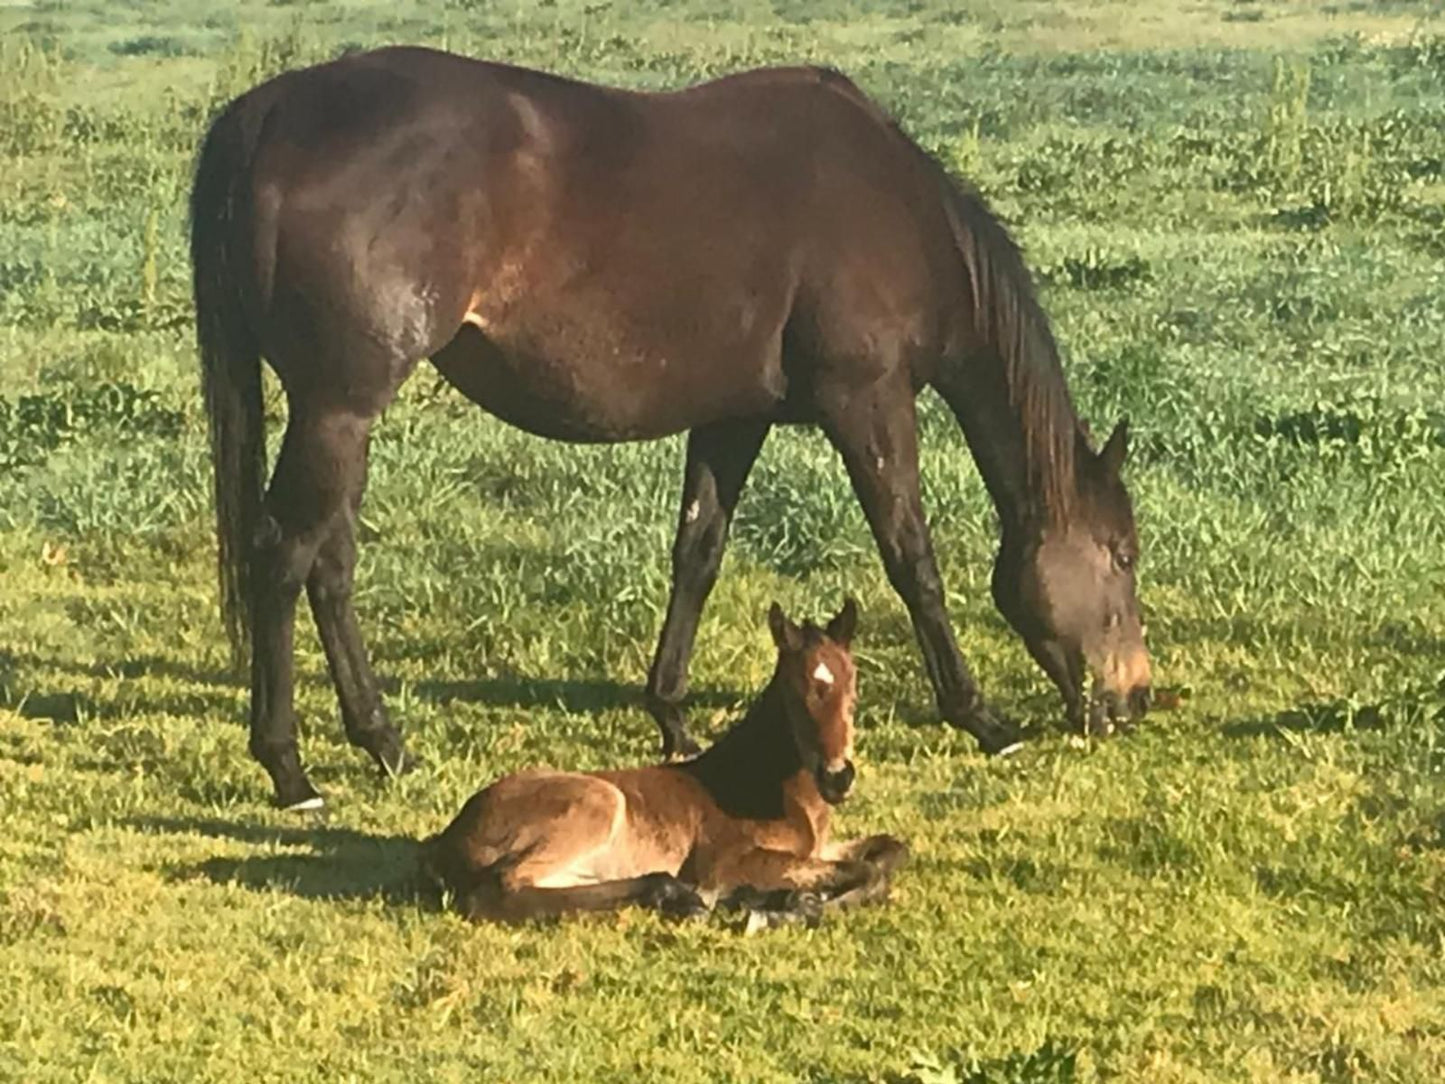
949,366 -> 1084,536
680,680 -> 803,821
939,185 -> 1083,532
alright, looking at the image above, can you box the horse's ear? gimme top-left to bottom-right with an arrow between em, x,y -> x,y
768,601 -> 801,652
1099,418 -> 1130,477
826,597 -> 858,647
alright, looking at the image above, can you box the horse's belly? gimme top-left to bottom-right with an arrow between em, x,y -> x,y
430,295 -> 785,443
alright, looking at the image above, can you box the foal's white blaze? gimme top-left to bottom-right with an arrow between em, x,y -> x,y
812,662 -> 834,685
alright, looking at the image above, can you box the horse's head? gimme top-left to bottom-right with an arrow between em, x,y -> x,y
768,599 -> 859,803
992,419 -> 1152,733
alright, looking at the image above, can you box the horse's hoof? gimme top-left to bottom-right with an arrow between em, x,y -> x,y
384,749 -> 425,779
273,783 -> 324,813
959,704 -> 1025,757
262,751 -> 323,812
661,731 -> 702,762
364,732 -> 421,779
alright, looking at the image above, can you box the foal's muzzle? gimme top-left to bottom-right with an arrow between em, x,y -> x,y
817,760 -> 856,804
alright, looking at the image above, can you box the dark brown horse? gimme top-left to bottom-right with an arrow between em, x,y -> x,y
421,599 -> 909,923
191,47 -> 1152,810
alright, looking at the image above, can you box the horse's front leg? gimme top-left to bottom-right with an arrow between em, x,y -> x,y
646,419 -> 770,759
819,380 -> 1023,756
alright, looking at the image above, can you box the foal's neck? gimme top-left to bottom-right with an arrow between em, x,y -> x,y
677,676 -> 810,822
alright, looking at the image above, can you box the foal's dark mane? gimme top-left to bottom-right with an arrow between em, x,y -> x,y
675,626 -> 833,821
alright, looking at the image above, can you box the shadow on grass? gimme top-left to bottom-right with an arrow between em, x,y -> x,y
1223,679 -> 1445,740
0,646 -> 748,726
0,648 -> 241,725
1222,699 -> 1389,740
410,674 -> 743,715
131,816 -> 426,906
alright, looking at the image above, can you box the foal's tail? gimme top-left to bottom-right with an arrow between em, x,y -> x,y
190,97 -> 270,673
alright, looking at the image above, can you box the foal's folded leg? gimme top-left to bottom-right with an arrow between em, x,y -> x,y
809,835 -> 910,911
461,872 -> 707,923
711,848 -> 883,917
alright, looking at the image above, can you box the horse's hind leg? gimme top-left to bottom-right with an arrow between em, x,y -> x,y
819,379 -> 1022,756
251,406 -> 402,808
646,419 -> 770,758
307,463 -> 411,779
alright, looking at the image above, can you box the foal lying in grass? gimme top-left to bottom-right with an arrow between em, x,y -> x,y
421,600 -> 907,923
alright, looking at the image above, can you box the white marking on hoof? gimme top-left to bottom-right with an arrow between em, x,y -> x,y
685,499 -> 700,523
283,795 -> 325,813
812,662 -> 834,685
994,740 -> 1025,758
744,910 -> 769,936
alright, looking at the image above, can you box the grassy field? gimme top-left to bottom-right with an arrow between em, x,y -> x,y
3,0 -> 1445,1080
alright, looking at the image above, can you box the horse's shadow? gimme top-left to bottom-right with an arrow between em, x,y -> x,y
409,674 -> 742,715
1,645 -> 745,727
1222,698 -> 1390,740
133,816 -> 427,906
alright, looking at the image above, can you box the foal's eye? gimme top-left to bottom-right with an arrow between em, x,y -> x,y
1113,549 -> 1135,573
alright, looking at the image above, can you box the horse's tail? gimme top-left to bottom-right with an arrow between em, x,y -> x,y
190,95 -> 270,674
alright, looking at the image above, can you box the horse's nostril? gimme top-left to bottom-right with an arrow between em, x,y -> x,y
1129,686 -> 1153,716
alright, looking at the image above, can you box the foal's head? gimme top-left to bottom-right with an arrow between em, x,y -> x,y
992,420 -> 1152,731
768,599 -> 858,803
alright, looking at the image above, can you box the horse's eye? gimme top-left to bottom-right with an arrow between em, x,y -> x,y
1114,549 -> 1135,573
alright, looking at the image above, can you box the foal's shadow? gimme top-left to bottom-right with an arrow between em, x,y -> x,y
133,816 -> 425,905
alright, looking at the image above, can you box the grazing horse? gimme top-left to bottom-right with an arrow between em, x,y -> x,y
421,599 -> 909,923
191,48 -> 1153,810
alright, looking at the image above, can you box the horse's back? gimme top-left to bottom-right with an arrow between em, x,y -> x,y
219,47 -> 960,429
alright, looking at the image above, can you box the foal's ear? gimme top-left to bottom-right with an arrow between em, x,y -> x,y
768,601 -> 802,652
826,597 -> 858,648
1098,418 -> 1130,477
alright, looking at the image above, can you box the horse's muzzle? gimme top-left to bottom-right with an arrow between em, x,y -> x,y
817,760 -> 856,804
1088,682 -> 1152,734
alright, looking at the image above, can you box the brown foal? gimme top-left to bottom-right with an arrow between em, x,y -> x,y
420,600 -> 907,922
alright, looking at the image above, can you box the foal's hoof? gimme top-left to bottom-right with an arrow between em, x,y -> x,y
638,873 -> 707,918
859,835 -> 911,877
740,891 -> 825,933
959,704 -> 1025,758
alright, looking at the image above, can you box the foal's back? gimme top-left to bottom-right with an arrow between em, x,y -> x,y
422,763 -> 709,894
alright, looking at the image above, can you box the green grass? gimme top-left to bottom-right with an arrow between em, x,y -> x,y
3,0 -> 1445,1080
